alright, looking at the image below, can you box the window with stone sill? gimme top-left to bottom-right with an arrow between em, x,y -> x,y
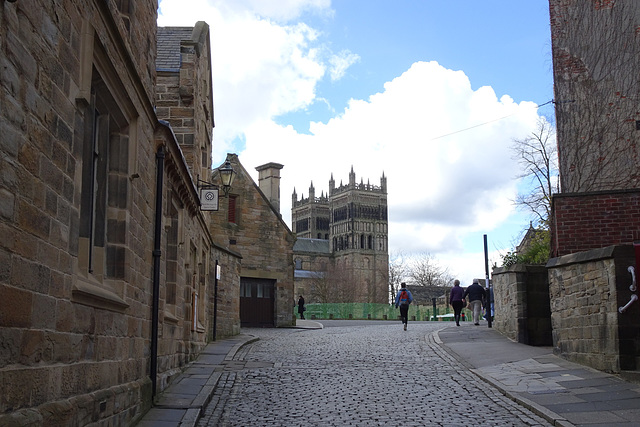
196,248 -> 208,331
165,195 -> 180,308
75,66 -> 131,312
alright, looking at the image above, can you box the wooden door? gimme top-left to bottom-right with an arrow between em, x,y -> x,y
240,277 -> 275,327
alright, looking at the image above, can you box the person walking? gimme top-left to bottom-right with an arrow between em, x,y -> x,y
297,295 -> 306,320
463,279 -> 486,325
394,283 -> 413,331
449,279 -> 465,326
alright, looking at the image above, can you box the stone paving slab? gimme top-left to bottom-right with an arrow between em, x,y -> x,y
437,325 -> 640,426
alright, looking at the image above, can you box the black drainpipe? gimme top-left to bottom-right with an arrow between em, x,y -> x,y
213,259 -> 219,341
151,146 -> 164,398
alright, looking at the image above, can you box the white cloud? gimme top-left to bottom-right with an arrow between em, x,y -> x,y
157,1 -> 544,280
158,0 -> 331,161
328,50 -> 360,81
238,61 -> 539,260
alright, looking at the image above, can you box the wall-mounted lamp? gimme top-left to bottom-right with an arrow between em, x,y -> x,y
218,160 -> 235,196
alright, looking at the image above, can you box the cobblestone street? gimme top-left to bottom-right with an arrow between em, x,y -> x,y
198,322 -> 552,426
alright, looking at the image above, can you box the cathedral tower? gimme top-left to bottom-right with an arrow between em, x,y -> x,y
292,168 -> 389,303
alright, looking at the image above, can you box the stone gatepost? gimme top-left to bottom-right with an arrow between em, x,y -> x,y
492,264 -> 552,346
547,245 -> 640,373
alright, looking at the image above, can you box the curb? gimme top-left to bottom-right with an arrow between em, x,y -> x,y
180,334 -> 259,427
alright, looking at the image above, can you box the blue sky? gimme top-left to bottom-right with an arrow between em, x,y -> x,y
158,0 -> 555,284
277,1 -> 555,128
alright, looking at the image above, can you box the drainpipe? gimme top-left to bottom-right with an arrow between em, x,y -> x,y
213,259 -> 219,341
151,146 -> 164,398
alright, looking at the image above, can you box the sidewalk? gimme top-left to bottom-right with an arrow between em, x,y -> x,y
436,324 -> 640,427
135,320 -> 322,427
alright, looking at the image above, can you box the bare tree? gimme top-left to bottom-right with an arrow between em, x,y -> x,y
388,251 -> 409,303
409,252 -> 454,288
309,261 -> 358,304
309,273 -> 332,305
512,117 -> 559,227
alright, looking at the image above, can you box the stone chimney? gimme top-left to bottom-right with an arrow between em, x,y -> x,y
256,162 -> 284,213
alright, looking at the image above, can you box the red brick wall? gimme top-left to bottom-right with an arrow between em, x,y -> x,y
551,190 -> 640,256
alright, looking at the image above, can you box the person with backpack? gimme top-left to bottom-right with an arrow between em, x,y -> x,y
394,283 -> 413,331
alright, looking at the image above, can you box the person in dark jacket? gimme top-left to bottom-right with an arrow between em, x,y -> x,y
463,279 -> 486,325
297,295 -> 305,320
449,279 -> 465,326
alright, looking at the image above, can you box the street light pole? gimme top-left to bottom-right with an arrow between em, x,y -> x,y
483,234 -> 492,328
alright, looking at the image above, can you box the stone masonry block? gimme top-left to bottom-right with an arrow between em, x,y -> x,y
0,188 -> 15,220
30,293 -> 57,330
10,255 -> 50,294
16,199 -> 50,240
0,285 -> 33,328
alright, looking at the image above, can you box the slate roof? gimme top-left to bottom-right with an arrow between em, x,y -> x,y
157,27 -> 194,72
293,238 -> 330,254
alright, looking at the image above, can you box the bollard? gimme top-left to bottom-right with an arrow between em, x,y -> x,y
311,314 -> 316,320
367,314 -> 371,320
383,314 -> 388,320
411,315 -> 415,321
329,313 -> 334,319
349,313 -> 353,319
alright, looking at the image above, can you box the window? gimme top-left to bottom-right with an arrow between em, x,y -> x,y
197,247 -> 207,331
240,281 -> 252,297
257,283 -> 271,298
228,195 -> 237,223
165,196 -> 179,305
78,68 -> 130,281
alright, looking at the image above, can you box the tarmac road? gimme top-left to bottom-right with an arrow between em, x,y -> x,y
197,321 -> 552,427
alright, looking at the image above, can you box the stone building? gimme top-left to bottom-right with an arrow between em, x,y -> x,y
0,2 -> 241,425
545,0 -> 640,373
209,155 -> 296,327
155,22 -> 242,339
292,168 -> 389,304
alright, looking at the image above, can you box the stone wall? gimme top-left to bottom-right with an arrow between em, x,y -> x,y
492,265 -> 552,346
550,189 -> 640,257
549,0 -> 640,193
208,246 -> 242,339
0,0 -> 158,424
547,245 -> 640,372
0,1 -> 237,425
